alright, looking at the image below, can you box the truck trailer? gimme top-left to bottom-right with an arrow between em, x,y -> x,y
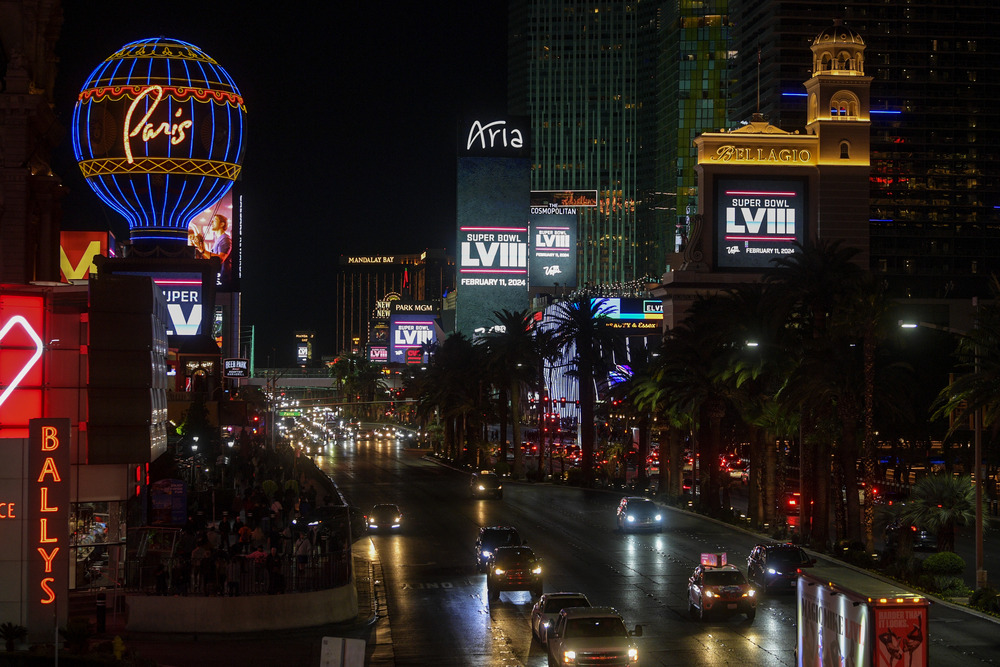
798,565 -> 928,666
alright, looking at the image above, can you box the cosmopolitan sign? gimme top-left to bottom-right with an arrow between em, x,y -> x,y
715,177 -> 806,270
27,419 -> 70,629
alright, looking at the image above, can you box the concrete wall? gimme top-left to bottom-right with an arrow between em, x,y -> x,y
126,583 -> 358,633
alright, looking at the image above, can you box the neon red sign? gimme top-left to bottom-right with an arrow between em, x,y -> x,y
28,419 -> 69,627
0,294 -> 45,438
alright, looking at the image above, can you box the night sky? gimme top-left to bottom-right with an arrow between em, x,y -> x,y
53,1 -> 509,364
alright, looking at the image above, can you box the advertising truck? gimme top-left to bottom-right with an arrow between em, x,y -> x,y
798,565 -> 928,666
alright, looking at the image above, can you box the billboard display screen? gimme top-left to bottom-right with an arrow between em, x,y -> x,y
455,151 -> 531,337
118,272 -> 204,336
529,209 -> 577,288
389,314 -> 437,364
715,177 -> 806,269
59,231 -> 115,283
187,188 -> 240,291
602,298 -> 663,334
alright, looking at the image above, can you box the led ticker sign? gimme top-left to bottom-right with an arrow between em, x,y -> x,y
27,419 -> 70,631
71,37 -> 246,244
529,190 -> 598,208
715,178 -> 806,270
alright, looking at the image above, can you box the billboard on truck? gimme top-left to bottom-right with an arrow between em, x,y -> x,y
797,565 -> 928,667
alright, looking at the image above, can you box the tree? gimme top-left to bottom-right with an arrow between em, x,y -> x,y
899,474 -> 982,552
546,296 -> 625,486
766,239 -> 864,549
481,309 -> 544,479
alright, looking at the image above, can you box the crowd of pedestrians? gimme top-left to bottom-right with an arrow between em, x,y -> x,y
145,437 -> 350,596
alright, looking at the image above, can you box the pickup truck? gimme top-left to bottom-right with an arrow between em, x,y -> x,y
546,606 -> 641,667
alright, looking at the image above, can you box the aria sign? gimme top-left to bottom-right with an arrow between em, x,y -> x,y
458,116 -> 530,158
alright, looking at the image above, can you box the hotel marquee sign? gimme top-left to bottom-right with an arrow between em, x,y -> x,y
710,145 -> 813,164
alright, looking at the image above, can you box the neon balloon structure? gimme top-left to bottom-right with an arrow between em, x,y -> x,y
71,37 -> 246,245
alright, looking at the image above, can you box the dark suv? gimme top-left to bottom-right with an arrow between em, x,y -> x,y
486,545 -> 543,600
746,543 -> 815,592
475,525 -> 522,572
470,471 -> 503,499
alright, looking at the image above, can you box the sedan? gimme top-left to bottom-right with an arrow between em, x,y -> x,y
746,543 -> 815,592
529,592 -> 591,645
366,503 -> 403,533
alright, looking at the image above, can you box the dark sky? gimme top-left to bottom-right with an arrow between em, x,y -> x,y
53,1 -> 509,364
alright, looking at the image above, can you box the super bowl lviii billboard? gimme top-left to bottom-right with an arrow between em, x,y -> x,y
715,177 -> 806,269
528,190 -> 593,289
456,116 -> 531,337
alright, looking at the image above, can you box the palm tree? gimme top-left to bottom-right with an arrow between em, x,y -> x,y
481,309 -> 544,479
546,296 -> 625,486
899,474 -> 982,552
766,239 -> 864,549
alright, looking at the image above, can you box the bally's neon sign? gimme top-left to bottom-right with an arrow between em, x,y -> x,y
124,85 -> 193,163
28,419 -> 69,615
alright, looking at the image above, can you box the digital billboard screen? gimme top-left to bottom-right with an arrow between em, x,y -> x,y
186,187 -> 240,291
529,209 -> 577,288
389,314 -> 437,364
59,231 -> 116,283
455,151 -> 531,338
118,272 -> 204,336
602,298 -> 663,335
715,177 -> 806,269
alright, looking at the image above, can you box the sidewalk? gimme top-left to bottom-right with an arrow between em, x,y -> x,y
66,540 -> 392,667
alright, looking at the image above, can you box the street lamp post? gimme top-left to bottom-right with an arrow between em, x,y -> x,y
900,309 -> 987,589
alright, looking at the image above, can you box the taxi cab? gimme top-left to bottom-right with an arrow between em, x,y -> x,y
687,553 -> 756,622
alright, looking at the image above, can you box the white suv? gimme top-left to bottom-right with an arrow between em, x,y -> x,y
546,606 -> 641,667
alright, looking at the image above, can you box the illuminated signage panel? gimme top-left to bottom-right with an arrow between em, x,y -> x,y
715,177 -> 806,270
369,346 -> 388,363
529,209 -> 577,288
27,418 -> 70,635
223,358 -> 249,378
602,298 -> 663,334
529,190 -> 598,208
389,315 -> 437,364
119,272 -> 204,336
458,116 -> 530,158
59,231 -> 115,283
186,188 -> 240,291
0,294 -> 45,437
455,151 -> 530,337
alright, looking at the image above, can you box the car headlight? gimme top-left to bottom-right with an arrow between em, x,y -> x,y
627,515 -> 635,522
542,620 -> 551,628
482,550 -> 492,558
767,567 -> 777,575
745,589 -> 757,597
531,566 -> 542,575
628,647 -> 639,662
494,568 -> 505,575
394,517 -> 400,523
704,590 -> 714,598
564,650 -> 577,662
369,523 -> 378,528
654,514 -> 662,521
478,485 -> 486,490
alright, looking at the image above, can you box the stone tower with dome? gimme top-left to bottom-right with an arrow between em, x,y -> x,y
803,19 -> 873,268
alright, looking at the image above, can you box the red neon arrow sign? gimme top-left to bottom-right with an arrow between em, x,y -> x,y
0,315 -> 44,408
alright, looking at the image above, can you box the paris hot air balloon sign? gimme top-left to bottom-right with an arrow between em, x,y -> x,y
71,37 -> 246,244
